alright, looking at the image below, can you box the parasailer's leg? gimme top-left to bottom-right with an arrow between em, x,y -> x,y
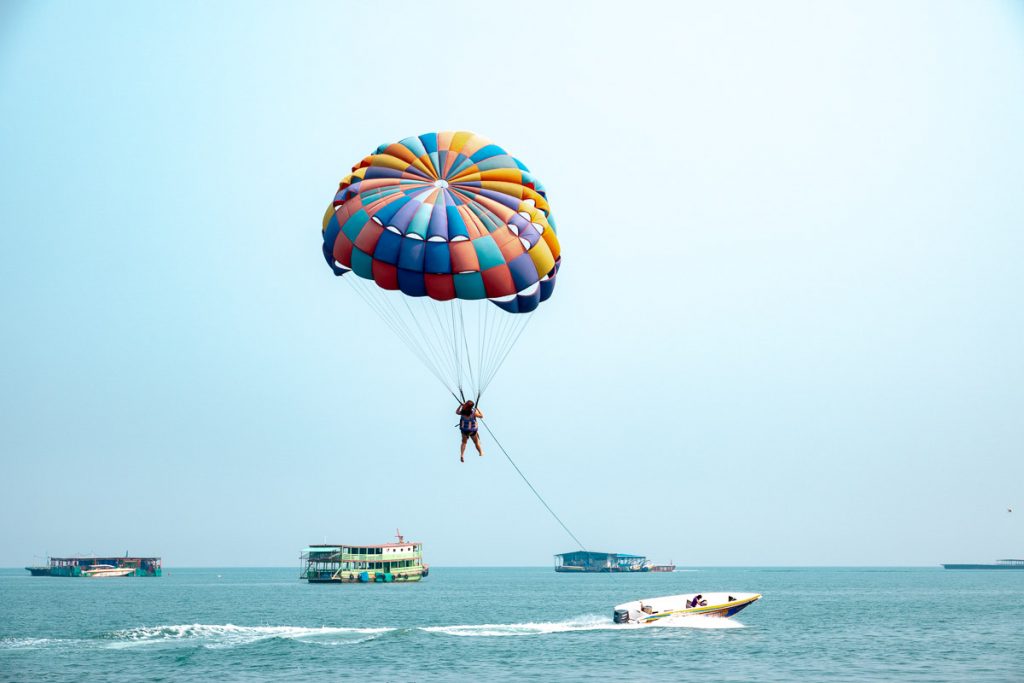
470,432 -> 484,457
460,433 -> 469,463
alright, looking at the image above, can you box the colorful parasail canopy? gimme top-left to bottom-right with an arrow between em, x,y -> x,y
322,131 -> 561,314
320,131 -> 562,402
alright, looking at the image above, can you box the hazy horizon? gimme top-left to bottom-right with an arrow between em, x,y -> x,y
3,563 -> 960,570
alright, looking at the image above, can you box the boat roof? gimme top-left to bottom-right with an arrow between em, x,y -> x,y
555,550 -> 645,559
49,556 -> 159,561
306,542 -> 419,550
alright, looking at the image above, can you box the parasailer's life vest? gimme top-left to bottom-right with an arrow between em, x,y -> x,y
459,411 -> 478,433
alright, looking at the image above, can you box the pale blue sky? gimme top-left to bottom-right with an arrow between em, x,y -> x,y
2,1 -> 1022,567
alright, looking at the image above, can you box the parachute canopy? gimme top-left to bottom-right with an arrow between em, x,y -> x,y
322,131 -> 561,314
321,131 -> 562,401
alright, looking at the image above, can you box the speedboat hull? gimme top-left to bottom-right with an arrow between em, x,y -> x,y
82,566 -> 135,578
614,592 -> 761,624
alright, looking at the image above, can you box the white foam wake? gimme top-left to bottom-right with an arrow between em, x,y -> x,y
105,624 -> 393,649
0,637 -> 65,650
421,613 -> 744,636
422,614 -> 614,637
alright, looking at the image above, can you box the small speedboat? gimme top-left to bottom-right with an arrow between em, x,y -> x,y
81,564 -> 135,578
613,592 -> 761,624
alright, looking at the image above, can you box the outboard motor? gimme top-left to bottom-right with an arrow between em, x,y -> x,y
613,609 -> 631,624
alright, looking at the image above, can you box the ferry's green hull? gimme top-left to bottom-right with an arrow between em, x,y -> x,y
305,567 -> 426,583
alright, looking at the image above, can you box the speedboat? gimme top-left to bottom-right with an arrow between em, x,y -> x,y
81,564 -> 135,578
613,592 -> 761,624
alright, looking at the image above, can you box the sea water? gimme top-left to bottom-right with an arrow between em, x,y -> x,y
1,567 -> 1022,682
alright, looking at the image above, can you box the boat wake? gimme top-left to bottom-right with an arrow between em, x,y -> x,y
2,616 -> 743,652
0,637 -> 68,651
422,614 -> 744,637
423,615 -> 613,637
102,624 -> 394,649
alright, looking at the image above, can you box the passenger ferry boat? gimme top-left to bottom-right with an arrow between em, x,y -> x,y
301,531 -> 428,583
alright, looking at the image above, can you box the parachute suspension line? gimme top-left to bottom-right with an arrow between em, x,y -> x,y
479,304 -> 511,393
477,302 -> 487,398
374,288 -> 454,398
346,277 -> 456,399
480,313 -> 533,397
400,294 -> 463,401
481,309 -> 528,397
345,278 -> 426,373
444,301 -> 459,396
421,298 -> 460,398
458,303 -> 477,399
444,301 -> 465,398
426,301 -> 455,384
493,311 -> 523,382
382,290 -> 455,396
449,303 -> 467,399
345,278 -> 534,406
479,419 -> 587,553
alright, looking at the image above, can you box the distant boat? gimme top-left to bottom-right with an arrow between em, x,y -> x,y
25,555 -> 162,577
613,593 -> 762,624
942,559 -> 1024,570
554,551 -> 651,573
81,564 -> 135,578
650,562 -> 676,573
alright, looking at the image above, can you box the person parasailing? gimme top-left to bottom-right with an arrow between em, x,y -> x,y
320,131 -> 561,458
457,399 -> 484,462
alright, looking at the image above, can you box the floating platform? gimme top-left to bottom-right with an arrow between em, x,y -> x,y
555,551 -> 651,573
942,559 -> 1024,570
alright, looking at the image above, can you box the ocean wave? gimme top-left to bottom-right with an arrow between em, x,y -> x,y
103,624 -> 394,649
652,615 -> 745,629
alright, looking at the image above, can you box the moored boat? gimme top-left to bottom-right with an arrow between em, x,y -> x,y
942,559 -> 1024,570
613,592 -> 761,624
81,564 -> 135,578
301,530 -> 428,583
555,551 -> 650,572
25,556 -> 162,577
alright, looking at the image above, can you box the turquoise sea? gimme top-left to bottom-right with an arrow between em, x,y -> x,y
1,567 -> 1022,682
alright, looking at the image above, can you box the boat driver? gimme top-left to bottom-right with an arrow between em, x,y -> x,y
457,400 -> 484,463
